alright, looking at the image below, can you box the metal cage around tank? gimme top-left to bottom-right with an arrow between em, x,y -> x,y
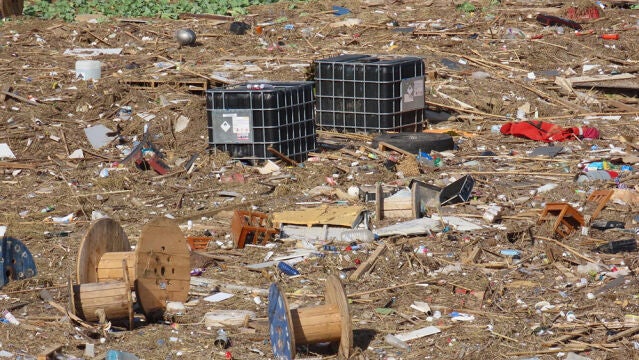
315,54 -> 426,133
206,82 -> 317,163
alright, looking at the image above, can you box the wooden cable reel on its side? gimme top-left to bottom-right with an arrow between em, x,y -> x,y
268,275 -> 352,359
76,217 -> 190,321
70,259 -> 133,329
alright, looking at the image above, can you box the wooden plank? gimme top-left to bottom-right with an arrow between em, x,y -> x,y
120,78 -> 209,93
606,99 -> 639,113
1,90 -> 40,105
573,79 -> 639,90
567,73 -> 635,84
461,246 -> 482,264
267,147 -> 298,166
553,262 -> 578,282
542,329 -> 590,347
37,345 -> 64,360
0,161 -> 37,169
349,243 -> 386,281
377,141 -> 414,157
607,325 -> 639,342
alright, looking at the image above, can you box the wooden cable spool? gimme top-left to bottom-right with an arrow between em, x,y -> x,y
70,259 -> 133,329
76,217 -> 190,320
0,0 -> 23,17
268,275 -> 352,359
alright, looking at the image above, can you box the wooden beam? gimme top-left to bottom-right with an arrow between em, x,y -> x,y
349,242 -> 386,281
0,161 -> 37,169
607,325 -> 639,342
377,141 -> 415,157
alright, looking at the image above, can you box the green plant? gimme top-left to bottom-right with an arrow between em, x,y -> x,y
24,0 -> 280,21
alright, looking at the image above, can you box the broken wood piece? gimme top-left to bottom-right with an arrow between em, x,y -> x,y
461,246 -> 482,264
120,78 -> 209,94
37,345 -> 64,360
566,73 -> 636,85
376,183 -> 384,221
377,141 -> 414,157
542,328 -> 589,347
0,85 -> 12,101
348,281 -> 425,298
542,237 -> 598,264
553,262 -> 578,282
476,261 -> 509,269
267,147 -> 298,166
178,13 -> 233,21
0,161 -> 37,169
544,243 -> 557,263
1,90 -> 40,106
349,243 -> 387,281
489,330 -> 519,343
606,99 -> 639,113
607,324 -> 639,342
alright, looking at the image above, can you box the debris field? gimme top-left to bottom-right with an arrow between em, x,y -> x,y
1,0 -> 639,359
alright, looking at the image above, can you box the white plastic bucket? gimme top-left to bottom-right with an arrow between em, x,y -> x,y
75,60 -> 102,80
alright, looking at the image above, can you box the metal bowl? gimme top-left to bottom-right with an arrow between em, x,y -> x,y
175,28 -> 196,46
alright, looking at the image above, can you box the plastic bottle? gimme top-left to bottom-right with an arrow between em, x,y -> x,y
384,334 -> 410,351
2,310 -> 19,325
214,329 -> 229,349
277,261 -> 300,276
105,350 -> 139,360
339,229 -> 377,243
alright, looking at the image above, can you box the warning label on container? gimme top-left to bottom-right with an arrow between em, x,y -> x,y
210,110 -> 253,143
400,76 -> 425,112
232,115 -> 250,140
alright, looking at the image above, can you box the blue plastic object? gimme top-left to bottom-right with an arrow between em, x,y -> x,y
332,5 -> 351,16
105,350 -> 139,360
277,261 -> 300,276
268,283 -> 294,359
500,249 -> 521,257
0,237 -> 37,288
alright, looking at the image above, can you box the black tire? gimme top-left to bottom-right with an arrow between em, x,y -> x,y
371,133 -> 455,154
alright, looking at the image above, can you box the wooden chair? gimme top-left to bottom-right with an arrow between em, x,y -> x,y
537,203 -> 585,238
583,189 -> 614,224
231,210 -> 279,249
537,189 -> 613,238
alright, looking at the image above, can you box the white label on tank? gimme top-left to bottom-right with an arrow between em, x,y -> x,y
401,76 -> 425,112
233,116 -> 250,141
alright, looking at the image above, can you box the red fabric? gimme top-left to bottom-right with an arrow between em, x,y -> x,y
500,121 -> 599,142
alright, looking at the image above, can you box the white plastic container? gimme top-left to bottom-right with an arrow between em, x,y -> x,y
339,229 -> 377,243
75,60 -> 102,80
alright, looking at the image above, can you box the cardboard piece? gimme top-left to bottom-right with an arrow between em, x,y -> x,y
395,326 -> 441,341
0,143 -> 16,159
84,125 -> 115,149
272,205 -> 367,228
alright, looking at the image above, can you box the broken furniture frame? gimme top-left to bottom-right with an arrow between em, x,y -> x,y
583,189 -> 614,224
268,275 -> 352,359
76,217 -> 190,321
231,210 -> 279,249
537,189 -> 613,238
537,203 -> 585,238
